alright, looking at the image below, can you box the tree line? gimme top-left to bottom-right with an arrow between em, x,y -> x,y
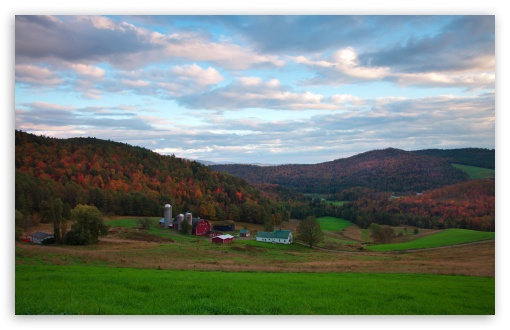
15,130 -> 291,235
338,179 -> 495,232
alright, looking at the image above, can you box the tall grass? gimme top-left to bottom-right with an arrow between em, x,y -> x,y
15,265 -> 494,315
367,229 -> 495,251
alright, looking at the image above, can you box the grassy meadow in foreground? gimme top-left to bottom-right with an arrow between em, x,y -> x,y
15,264 -> 494,315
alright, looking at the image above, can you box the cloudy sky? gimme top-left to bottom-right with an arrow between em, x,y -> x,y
14,13 -> 495,164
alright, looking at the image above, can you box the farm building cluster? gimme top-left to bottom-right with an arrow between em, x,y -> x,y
26,203 -> 291,246
159,204 -> 291,245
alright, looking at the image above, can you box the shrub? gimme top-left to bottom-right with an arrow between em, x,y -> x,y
137,218 -> 153,229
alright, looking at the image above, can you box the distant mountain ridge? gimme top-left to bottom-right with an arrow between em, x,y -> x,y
210,147 -> 479,194
196,160 -> 277,167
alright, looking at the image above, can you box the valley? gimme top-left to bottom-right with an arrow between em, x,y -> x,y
14,130 -> 496,315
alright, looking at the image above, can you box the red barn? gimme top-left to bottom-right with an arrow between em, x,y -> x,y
192,218 -> 211,236
212,234 -> 234,244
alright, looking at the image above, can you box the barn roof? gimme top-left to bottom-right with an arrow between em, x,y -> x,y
239,229 -> 250,234
256,230 -> 291,239
192,217 -> 209,228
214,234 -> 234,240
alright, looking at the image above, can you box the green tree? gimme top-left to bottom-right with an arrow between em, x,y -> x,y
41,198 -> 66,244
368,223 -> 396,244
180,219 -> 192,235
51,198 -> 65,244
297,216 -> 324,248
65,204 -> 109,245
264,214 -> 276,232
15,209 -> 25,241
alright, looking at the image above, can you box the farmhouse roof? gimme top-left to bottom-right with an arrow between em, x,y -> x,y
30,232 -> 53,239
240,229 -> 250,234
256,230 -> 291,239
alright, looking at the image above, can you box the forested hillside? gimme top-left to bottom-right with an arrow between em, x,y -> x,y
15,130 -> 289,225
211,148 -> 470,194
339,179 -> 495,231
411,148 -> 495,169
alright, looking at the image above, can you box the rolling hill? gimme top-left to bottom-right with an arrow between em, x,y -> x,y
15,130 -> 289,224
210,148 -> 470,194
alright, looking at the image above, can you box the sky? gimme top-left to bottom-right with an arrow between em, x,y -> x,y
14,13 -> 496,164
4,1 -> 509,328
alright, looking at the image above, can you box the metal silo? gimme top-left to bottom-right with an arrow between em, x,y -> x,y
185,212 -> 192,226
174,214 -> 184,231
164,204 -> 172,228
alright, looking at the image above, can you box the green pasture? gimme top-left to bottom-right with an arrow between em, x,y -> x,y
367,229 -> 495,252
328,201 -> 348,206
452,164 -> 495,179
15,264 -> 494,315
317,216 -> 352,231
106,217 -> 158,228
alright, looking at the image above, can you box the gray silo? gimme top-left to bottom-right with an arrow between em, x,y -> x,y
164,204 -> 172,228
185,212 -> 193,226
175,214 -> 184,225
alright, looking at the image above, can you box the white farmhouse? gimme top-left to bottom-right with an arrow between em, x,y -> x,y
256,230 -> 293,244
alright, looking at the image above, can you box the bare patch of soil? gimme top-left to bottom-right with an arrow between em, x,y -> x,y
342,225 -> 364,242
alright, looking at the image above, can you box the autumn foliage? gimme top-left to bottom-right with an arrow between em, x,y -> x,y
340,179 -> 495,232
211,148 -> 471,194
15,130 -> 289,224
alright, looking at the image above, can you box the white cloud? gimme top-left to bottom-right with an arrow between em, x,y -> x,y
330,94 -> 365,106
170,64 -> 224,86
393,72 -> 495,90
29,102 -> 75,111
296,46 -> 494,90
177,77 -> 339,110
68,63 -> 106,78
15,64 -> 62,86
164,37 -> 285,70
295,47 -> 391,84
87,16 -> 117,30
121,79 -> 151,88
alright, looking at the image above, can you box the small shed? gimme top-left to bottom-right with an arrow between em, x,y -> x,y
212,234 -> 234,244
30,232 -> 54,244
239,229 -> 250,237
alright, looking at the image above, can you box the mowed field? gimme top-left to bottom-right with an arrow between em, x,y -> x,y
15,264 -> 494,315
15,216 -> 495,315
452,163 -> 495,179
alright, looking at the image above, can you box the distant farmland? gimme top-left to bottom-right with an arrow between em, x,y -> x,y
317,216 -> 352,231
366,229 -> 495,252
452,164 -> 495,179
